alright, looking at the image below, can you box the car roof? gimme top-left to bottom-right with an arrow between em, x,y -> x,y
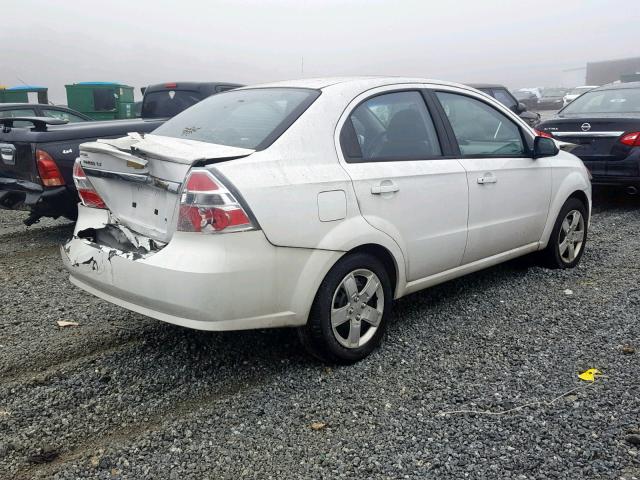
145,81 -> 243,91
0,103 -> 64,108
241,76 -> 474,92
593,81 -> 640,91
466,83 -> 507,89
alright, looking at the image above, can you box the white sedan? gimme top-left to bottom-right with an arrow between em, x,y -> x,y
62,77 -> 591,363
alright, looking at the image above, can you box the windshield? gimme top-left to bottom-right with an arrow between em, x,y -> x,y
153,87 -> 320,150
141,90 -> 204,118
562,88 -> 640,114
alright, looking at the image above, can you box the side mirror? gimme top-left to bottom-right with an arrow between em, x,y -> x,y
516,102 -> 527,113
533,136 -> 559,159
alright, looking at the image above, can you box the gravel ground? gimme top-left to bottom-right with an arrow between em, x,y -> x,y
0,191 -> 639,480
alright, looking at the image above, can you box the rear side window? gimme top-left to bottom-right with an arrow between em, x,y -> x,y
436,92 -> 525,156
341,91 -> 442,162
141,90 -> 204,118
153,88 -> 320,150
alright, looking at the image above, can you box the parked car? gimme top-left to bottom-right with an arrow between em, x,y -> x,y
563,86 -> 598,107
62,77 -> 591,363
468,84 -> 540,126
0,103 -> 91,125
537,88 -> 569,110
512,90 -> 539,110
537,81 -> 640,193
140,82 -> 242,118
0,81 -> 241,224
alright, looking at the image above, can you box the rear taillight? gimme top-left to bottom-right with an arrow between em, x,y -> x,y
73,159 -> 106,209
534,129 -> 554,139
177,170 -> 255,234
620,131 -> 640,147
36,150 -> 65,186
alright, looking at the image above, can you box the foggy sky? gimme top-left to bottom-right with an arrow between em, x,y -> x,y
2,0 -> 638,104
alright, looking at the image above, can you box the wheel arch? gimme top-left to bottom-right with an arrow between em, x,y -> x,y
346,243 -> 399,298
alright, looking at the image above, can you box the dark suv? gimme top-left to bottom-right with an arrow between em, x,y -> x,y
468,84 -> 541,127
141,82 -> 243,118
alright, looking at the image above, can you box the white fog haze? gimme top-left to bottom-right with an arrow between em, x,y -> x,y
1,0 -> 639,103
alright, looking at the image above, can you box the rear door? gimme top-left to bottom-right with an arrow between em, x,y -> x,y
433,89 -> 551,264
338,88 -> 468,282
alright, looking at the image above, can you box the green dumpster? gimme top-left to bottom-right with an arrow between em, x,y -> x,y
0,85 -> 48,104
65,82 -> 135,120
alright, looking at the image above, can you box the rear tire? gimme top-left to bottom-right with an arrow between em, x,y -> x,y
541,197 -> 588,269
298,252 -> 393,364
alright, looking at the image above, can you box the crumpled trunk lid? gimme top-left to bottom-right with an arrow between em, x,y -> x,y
79,133 -> 253,243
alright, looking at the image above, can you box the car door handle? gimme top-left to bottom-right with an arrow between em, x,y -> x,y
477,173 -> 497,184
371,181 -> 399,194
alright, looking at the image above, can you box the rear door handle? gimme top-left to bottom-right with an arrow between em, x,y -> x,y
477,173 -> 497,184
371,180 -> 399,194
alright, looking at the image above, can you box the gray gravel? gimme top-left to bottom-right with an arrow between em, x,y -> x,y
0,191 -> 639,480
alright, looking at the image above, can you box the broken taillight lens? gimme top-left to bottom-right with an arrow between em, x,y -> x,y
177,169 -> 254,234
36,150 -> 65,187
73,159 -> 106,209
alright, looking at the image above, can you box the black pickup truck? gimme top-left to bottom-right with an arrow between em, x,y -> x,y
0,81 -> 242,225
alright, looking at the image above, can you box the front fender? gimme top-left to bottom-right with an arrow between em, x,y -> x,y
540,166 -> 591,248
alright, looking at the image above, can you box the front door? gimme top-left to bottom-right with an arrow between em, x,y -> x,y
434,90 -> 552,264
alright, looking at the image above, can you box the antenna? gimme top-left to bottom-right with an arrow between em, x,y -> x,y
301,56 -> 304,76
15,75 -> 29,87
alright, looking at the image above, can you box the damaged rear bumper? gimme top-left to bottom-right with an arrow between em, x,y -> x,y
0,178 -> 77,219
62,205 -> 341,331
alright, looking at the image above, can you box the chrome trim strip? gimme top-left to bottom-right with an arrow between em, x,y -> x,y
82,167 -> 182,194
551,131 -> 624,138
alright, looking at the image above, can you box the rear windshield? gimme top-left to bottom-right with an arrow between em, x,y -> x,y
153,87 -> 320,149
562,88 -> 640,114
141,90 -> 204,118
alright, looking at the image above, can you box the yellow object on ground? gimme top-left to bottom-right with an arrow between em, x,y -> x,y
578,368 -> 602,382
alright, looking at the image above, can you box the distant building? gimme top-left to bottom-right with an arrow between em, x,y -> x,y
586,57 -> 640,85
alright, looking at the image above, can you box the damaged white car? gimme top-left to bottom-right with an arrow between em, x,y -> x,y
62,77 -> 591,363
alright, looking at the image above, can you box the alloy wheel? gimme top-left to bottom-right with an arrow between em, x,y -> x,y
330,269 -> 384,349
558,209 -> 585,263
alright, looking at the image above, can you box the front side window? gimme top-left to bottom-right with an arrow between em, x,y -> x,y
342,91 -> 442,162
153,87 -> 319,150
42,109 -> 87,123
436,92 -> 525,156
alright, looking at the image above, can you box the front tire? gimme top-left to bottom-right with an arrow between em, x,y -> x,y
298,252 -> 393,364
541,197 -> 588,269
